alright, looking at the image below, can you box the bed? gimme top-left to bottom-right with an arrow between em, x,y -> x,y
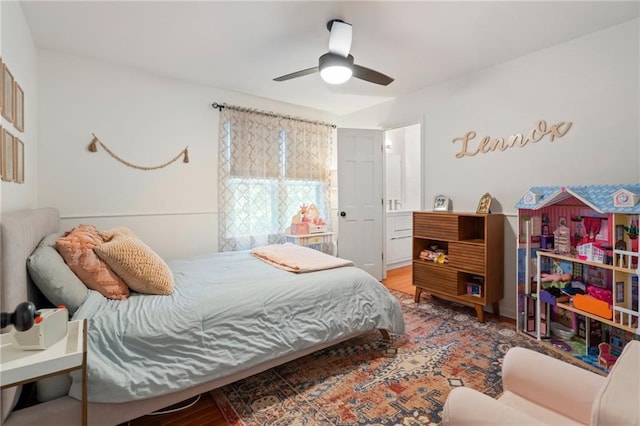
1,208 -> 405,425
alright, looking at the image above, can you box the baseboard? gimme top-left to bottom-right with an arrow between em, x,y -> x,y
386,260 -> 411,270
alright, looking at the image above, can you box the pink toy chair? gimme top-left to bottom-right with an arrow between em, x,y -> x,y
598,342 -> 618,369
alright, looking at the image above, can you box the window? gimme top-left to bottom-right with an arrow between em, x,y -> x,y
218,109 -> 332,251
226,178 -> 326,239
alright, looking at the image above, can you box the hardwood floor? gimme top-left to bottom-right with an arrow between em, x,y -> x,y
127,266 -> 412,426
125,393 -> 225,426
382,265 -> 414,295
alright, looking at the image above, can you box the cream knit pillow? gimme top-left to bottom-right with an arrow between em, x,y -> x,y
94,234 -> 174,295
99,226 -> 137,241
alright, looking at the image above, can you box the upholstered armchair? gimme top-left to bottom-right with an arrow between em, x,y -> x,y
442,340 -> 639,425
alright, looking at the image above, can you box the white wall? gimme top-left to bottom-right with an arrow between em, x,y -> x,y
37,50 -> 335,259
340,19 -> 640,318
0,1 -> 38,212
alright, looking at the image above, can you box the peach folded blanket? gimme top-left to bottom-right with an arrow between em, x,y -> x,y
250,242 -> 354,272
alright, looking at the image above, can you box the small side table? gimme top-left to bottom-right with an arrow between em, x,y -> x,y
1,319 -> 88,425
286,232 -> 334,254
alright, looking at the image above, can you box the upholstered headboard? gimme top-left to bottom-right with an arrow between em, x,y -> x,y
0,207 -> 60,422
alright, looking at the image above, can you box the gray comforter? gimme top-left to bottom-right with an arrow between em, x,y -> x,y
69,250 -> 405,402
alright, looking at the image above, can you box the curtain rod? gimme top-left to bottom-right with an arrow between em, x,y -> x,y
211,102 -> 336,129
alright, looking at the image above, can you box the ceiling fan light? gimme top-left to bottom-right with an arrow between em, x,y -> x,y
319,53 -> 354,85
320,65 -> 353,84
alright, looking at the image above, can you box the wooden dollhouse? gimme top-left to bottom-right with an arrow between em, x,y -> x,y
515,184 -> 640,366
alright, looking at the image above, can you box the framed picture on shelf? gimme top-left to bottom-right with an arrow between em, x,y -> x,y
2,128 -> 15,182
1,63 -> 14,123
433,194 -> 451,211
476,192 -> 493,214
14,82 -> 24,132
14,137 -> 24,183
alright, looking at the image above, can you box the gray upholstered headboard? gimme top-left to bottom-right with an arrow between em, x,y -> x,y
0,207 -> 59,421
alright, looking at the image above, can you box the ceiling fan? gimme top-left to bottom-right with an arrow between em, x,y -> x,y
273,19 -> 394,86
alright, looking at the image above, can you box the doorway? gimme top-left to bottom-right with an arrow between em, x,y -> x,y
384,123 -> 422,275
335,124 -> 422,281
336,128 -> 385,280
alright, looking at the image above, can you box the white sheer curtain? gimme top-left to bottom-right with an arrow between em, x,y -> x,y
218,107 -> 333,252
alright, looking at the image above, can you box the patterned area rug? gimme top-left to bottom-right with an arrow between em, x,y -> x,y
211,293 -> 584,425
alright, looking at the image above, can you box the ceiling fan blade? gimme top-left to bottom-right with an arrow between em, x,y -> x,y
352,64 -> 394,86
273,66 -> 319,82
328,20 -> 352,57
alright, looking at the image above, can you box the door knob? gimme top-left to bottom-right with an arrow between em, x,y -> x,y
340,211 -> 346,217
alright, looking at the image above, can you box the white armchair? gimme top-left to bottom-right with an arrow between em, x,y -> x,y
442,340 -> 639,425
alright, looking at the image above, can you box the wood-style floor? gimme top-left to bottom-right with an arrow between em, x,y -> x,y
125,265 -> 415,426
124,393 -> 223,426
382,265 -> 414,295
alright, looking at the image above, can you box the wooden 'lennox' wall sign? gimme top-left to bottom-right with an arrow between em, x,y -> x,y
452,120 -> 572,159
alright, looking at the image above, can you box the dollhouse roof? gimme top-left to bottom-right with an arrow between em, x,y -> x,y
514,183 -> 640,213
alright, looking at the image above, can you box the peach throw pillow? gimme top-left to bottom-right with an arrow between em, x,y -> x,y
55,225 -> 129,300
95,234 -> 174,295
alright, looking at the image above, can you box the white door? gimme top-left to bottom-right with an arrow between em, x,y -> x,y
337,128 -> 384,280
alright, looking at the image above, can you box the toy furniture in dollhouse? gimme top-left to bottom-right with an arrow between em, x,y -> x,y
553,216 -> 571,255
515,184 -> 640,366
577,242 -> 605,263
597,342 -> 618,369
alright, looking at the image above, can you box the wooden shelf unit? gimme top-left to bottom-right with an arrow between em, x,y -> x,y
412,211 -> 505,322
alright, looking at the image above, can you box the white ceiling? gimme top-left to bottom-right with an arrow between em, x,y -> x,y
19,1 -> 640,116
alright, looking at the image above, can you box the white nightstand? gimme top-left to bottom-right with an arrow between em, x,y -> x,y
1,319 -> 88,425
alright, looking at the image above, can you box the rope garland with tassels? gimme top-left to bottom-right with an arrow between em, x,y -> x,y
88,134 -> 189,170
